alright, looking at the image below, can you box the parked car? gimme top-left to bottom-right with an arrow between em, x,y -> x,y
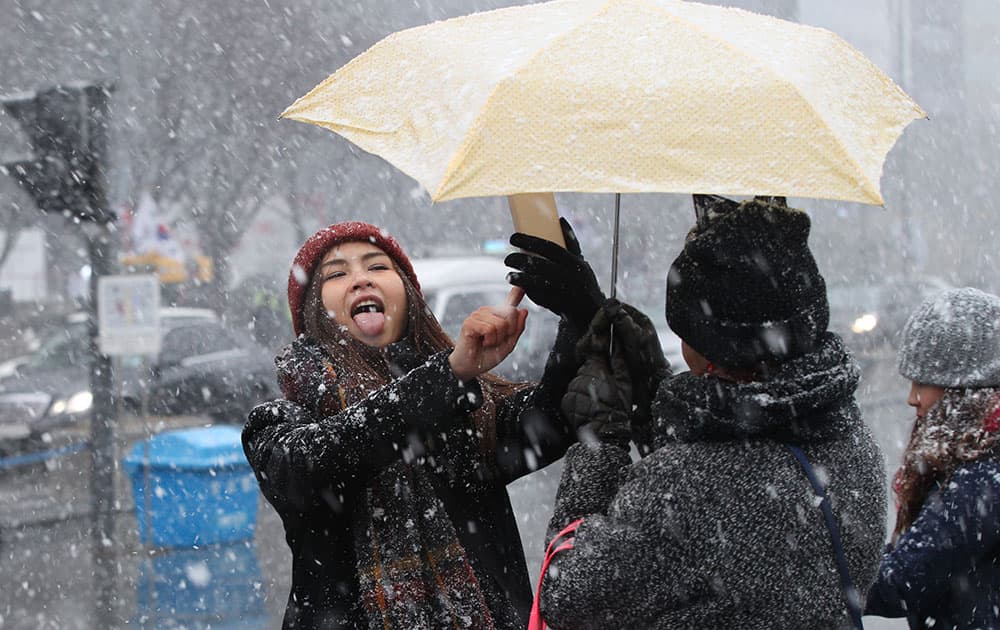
0,308 -> 278,454
827,275 -> 954,354
412,256 -> 558,382
0,354 -> 29,380
412,256 -> 685,381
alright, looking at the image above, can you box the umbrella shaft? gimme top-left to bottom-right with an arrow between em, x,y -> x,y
608,193 -> 621,359
610,193 -> 621,300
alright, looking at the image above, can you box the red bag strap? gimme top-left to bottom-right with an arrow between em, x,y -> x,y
528,518 -> 584,630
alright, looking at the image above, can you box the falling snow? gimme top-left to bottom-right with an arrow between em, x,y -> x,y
0,1 -> 995,629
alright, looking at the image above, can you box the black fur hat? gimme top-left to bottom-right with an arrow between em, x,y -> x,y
666,196 -> 829,370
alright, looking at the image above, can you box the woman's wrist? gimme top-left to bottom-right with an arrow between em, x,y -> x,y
448,350 -> 477,382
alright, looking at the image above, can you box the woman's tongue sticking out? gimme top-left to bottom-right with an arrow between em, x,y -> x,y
353,308 -> 386,337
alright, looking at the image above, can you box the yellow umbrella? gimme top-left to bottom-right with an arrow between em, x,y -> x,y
281,0 -> 924,206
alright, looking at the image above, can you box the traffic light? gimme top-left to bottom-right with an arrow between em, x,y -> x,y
1,82 -> 115,223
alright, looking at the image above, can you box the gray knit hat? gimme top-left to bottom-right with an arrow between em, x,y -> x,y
897,287 -> 1000,388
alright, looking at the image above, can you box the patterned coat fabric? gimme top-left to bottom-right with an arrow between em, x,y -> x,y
243,323 -> 579,630
539,332 -> 887,629
866,459 -> 1000,629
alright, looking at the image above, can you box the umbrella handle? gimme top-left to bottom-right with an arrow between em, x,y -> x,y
508,193 -> 566,248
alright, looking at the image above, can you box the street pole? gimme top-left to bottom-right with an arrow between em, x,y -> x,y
85,217 -> 118,629
81,83 -> 118,626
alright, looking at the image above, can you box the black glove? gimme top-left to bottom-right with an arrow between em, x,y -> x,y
560,306 -> 633,450
505,217 -> 605,331
602,300 -> 672,456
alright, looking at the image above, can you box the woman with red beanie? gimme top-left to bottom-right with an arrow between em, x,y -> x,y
242,220 -> 603,629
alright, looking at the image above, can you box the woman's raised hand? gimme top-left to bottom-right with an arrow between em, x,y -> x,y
448,287 -> 528,381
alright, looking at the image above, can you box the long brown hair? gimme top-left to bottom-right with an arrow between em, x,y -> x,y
300,251 -> 527,453
892,387 -> 1000,539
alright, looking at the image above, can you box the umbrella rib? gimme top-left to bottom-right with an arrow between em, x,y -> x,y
634,0 -> 901,204
433,0 -> 618,200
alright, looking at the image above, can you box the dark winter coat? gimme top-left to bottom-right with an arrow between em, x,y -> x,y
866,459 -> 1000,629
242,324 -> 579,630
539,332 -> 887,629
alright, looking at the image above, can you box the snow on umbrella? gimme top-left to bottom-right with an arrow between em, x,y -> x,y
280,0 -> 925,291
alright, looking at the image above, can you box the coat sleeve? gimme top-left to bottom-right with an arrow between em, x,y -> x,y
538,443 -> 696,630
865,462 -> 1000,618
242,350 -> 483,514
491,318 -> 581,483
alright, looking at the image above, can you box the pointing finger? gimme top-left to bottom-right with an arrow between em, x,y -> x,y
507,286 -> 525,307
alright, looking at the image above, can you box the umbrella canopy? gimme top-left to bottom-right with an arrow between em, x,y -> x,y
281,0 -> 924,206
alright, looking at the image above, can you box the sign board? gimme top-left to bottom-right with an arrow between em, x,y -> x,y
97,275 -> 160,356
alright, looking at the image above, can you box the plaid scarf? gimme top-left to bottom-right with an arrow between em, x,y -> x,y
276,337 -> 496,629
354,463 -> 495,630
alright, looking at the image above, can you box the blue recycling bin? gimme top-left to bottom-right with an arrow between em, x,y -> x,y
124,426 -> 258,548
134,542 -> 267,629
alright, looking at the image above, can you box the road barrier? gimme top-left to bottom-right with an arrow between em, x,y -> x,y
0,440 -> 89,471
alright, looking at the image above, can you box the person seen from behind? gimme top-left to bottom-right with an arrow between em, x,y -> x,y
533,196 -> 887,629
865,287 -> 1000,629
242,220 -> 605,629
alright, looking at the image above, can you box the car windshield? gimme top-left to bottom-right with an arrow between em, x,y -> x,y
434,288 -> 510,339
422,286 -> 560,382
23,321 -> 91,371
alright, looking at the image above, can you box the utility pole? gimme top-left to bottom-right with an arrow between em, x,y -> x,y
84,222 -> 118,629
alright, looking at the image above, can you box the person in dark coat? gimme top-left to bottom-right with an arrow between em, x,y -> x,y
865,287 -> 1000,629
535,197 -> 887,629
242,220 -> 604,629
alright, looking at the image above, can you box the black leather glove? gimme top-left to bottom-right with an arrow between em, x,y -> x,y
560,307 -> 633,450
602,300 -> 672,456
505,217 -> 605,331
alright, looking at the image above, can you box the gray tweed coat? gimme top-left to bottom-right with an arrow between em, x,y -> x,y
539,333 -> 887,629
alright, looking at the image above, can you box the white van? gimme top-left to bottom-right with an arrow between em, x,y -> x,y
411,256 -> 558,382
411,256 -> 683,380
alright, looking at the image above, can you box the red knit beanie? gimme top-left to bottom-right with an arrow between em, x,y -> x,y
287,222 -> 421,337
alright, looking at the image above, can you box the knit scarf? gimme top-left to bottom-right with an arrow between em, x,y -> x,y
275,337 -> 495,629
653,332 -> 860,446
354,463 -> 494,630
